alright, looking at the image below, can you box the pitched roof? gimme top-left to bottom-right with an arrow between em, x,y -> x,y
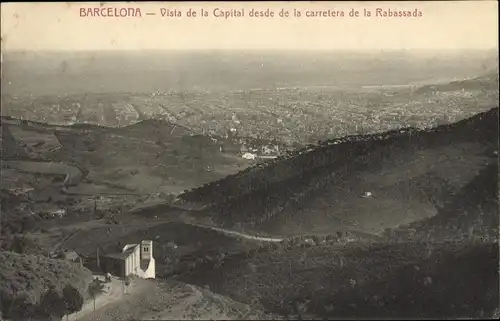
103,244 -> 138,260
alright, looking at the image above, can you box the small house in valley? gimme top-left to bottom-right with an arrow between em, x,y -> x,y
101,240 -> 155,279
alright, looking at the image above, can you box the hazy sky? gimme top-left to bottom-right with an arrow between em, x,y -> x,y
1,1 -> 498,51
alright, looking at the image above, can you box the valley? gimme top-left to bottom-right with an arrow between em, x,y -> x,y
1,52 -> 498,320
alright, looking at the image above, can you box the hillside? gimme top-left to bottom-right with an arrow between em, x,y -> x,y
308,242 -> 498,319
414,71 -> 499,94
75,278 -> 281,321
179,240 -> 498,319
0,251 -> 93,320
175,108 -> 499,319
405,162 -> 499,240
0,115 -> 257,235
60,218 -> 263,279
180,107 -> 498,237
179,105 -> 498,206
179,74 -> 499,207
0,115 -> 277,197
177,163 -> 499,318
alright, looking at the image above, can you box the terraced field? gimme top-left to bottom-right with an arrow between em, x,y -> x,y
4,160 -> 83,186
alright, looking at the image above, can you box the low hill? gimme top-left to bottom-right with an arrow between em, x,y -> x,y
0,116 -> 255,224
54,120 -> 250,194
181,107 -> 498,237
414,72 -> 499,94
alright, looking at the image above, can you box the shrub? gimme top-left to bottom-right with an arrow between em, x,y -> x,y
62,284 -> 84,315
1,293 -> 39,321
39,285 -> 67,319
1,235 -> 40,255
268,242 -> 279,252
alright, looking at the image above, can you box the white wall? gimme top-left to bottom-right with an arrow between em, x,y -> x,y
142,258 -> 156,279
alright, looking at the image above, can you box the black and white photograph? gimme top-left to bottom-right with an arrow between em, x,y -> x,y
0,1 -> 499,320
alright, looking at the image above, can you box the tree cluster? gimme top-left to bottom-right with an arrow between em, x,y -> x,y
1,284 -> 83,321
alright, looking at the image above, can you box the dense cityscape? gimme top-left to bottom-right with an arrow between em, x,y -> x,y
2,76 -> 497,147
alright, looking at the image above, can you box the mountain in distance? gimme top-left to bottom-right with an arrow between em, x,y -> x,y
414,70 -> 499,94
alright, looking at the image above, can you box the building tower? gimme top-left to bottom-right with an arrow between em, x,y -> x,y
140,240 -> 153,260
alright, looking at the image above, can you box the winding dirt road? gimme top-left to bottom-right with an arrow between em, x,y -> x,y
185,223 -> 284,242
65,276 -> 125,321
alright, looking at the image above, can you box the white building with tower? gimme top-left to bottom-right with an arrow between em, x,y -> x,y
102,240 -> 156,279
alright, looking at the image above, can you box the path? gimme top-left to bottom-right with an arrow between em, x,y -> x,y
186,223 -> 284,242
65,276 -> 128,321
182,220 -> 379,243
50,229 -> 79,254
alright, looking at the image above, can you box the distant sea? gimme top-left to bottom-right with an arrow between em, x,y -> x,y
1,50 -> 497,96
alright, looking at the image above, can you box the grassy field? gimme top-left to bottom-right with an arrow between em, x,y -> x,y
7,125 -> 61,153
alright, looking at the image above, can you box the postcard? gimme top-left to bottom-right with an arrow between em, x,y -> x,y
0,1 -> 498,320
